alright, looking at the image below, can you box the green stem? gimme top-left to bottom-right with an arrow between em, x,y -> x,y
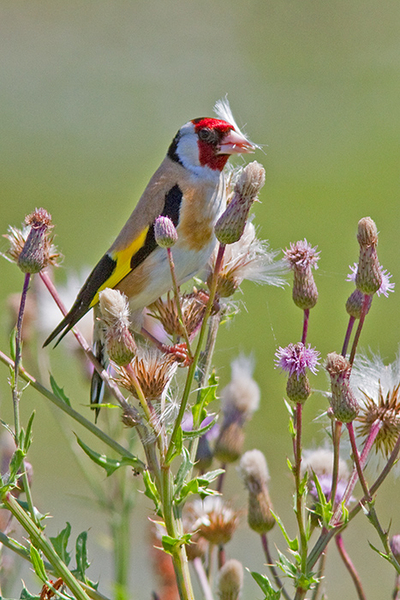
330,421 -> 342,512
0,530 -> 110,600
261,533 -> 291,600
0,350 -> 145,471
165,244 -> 225,465
160,465 -> 194,600
167,247 -> 193,359
307,431 -> 400,571
310,551 -> 327,600
3,492 -> 91,600
294,403 -> 307,573
366,503 -> 400,576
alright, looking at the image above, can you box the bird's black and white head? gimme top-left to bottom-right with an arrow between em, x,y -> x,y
168,99 -> 255,176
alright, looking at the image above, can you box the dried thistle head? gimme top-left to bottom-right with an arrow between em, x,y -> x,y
208,221 -> 288,298
149,289 -> 209,340
357,384 -> 400,457
99,289 -> 136,367
118,346 -> 178,402
189,497 -> 239,546
3,209 -> 61,273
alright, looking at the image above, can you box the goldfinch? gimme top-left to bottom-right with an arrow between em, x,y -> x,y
44,100 -> 255,414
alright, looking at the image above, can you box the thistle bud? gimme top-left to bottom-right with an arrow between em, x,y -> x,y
355,217 -> 382,295
214,356 -> 260,463
345,289 -> 372,319
154,216 -> 178,248
275,342 -> 320,405
286,372 -> 311,404
284,239 -> 319,310
99,289 -> 136,366
215,162 -> 265,245
239,450 -> 275,534
325,352 -> 359,423
17,209 -> 54,273
217,559 -> 244,600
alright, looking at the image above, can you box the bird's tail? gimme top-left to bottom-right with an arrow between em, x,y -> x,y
90,307 -> 108,422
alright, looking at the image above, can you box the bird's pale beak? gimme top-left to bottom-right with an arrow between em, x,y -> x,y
218,130 -> 255,155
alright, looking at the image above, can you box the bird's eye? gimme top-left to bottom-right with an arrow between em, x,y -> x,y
198,128 -> 218,144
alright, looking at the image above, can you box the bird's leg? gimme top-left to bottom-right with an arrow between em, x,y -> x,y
140,327 -> 191,366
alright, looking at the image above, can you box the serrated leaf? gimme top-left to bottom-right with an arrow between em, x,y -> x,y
272,511 -> 299,552
9,448 -> 26,484
50,375 -> 71,406
75,531 -> 90,581
22,411 -> 35,453
192,372 -> 218,424
49,522 -> 71,566
76,437 -> 140,476
182,415 -> 218,439
161,533 -> 191,555
143,470 -> 161,513
286,457 -> 294,473
174,447 -> 193,494
276,548 -> 297,579
196,468 -> 224,484
30,545 -> 47,583
250,571 -> 281,599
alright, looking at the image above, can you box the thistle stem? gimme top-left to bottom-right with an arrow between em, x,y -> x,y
0,350 -> 145,471
166,247 -> 193,359
301,309 -> 309,345
330,421 -> 342,512
310,551 -> 327,600
261,533 -> 291,600
335,534 -> 366,600
349,294 -> 371,366
294,403 -> 308,574
192,557 -> 214,600
341,316 -> 355,357
308,430 -> 400,571
2,492 -> 91,600
347,422 -> 371,501
165,244 -> 225,465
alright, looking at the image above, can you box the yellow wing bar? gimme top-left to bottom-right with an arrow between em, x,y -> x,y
89,226 -> 149,307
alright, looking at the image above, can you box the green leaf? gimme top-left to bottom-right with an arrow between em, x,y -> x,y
161,533 -> 191,555
20,585 -> 40,600
174,447 -> 194,494
29,544 -> 47,583
272,511 -> 299,552
75,531 -> 90,581
250,571 -> 281,599
276,548 -> 298,579
10,328 -> 17,362
9,448 -> 26,485
49,522 -> 71,566
192,372 -> 218,424
182,415 -> 218,439
76,436 -> 140,476
50,375 -> 71,406
311,472 -> 333,528
20,411 -> 35,454
143,470 -> 161,514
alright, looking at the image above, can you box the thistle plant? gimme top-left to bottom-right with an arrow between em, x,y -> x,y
1,174 -> 400,600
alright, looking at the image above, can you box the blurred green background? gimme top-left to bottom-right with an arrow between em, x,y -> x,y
1,1 -> 400,598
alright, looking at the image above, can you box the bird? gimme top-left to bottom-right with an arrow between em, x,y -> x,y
43,99 -> 255,417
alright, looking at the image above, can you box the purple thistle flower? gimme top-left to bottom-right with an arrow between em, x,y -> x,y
275,342 -> 320,379
347,262 -> 394,298
284,239 -> 320,271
